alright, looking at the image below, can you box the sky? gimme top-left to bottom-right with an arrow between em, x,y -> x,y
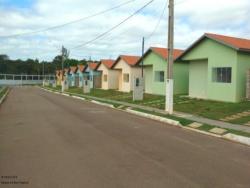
0,0 -> 250,61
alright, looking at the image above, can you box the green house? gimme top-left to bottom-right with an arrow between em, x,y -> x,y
176,33 -> 250,102
138,47 -> 189,95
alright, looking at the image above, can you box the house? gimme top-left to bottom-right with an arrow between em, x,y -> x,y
176,33 -> 250,102
97,59 -> 119,90
113,55 -> 141,92
76,64 -> 88,87
55,70 -> 61,85
85,62 -> 101,88
64,68 -> 70,83
136,47 -> 188,95
69,66 -> 78,87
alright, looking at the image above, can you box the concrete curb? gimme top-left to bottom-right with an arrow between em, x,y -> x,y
222,133 -> 250,146
40,87 -> 250,146
182,126 -> 222,138
126,109 -> 181,127
0,88 -> 9,105
91,100 -> 114,108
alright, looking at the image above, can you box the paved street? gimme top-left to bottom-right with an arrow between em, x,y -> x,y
0,87 -> 250,188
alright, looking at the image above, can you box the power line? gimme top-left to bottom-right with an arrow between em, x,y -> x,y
0,0 -> 136,39
146,1 -> 167,39
71,0 -> 155,50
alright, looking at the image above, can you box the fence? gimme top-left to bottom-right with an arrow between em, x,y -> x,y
0,74 -> 55,86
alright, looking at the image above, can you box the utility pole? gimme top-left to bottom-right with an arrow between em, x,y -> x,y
141,37 -> 145,77
165,0 -> 174,114
61,46 -> 70,92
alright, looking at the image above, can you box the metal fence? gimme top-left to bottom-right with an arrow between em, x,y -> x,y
0,74 -> 55,86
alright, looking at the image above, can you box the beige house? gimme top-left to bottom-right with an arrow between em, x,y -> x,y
97,59 -> 119,90
113,55 -> 141,92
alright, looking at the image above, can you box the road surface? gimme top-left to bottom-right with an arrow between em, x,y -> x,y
0,87 -> 249,188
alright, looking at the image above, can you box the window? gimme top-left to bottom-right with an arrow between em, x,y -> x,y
103,74 -> 107,82
123,74 -> 129,82
155,71 -> 165,82
212,67 -> 232,83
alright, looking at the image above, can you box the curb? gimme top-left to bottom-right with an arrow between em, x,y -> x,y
40,87 -> 250,147
91,100 -> 114,108
126,109 -> 181,127
0,88 -> 9,105
182,126 -> 222,138
222,133 -> 250,146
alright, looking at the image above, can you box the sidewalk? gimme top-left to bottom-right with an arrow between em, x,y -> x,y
59,90 -> 250,134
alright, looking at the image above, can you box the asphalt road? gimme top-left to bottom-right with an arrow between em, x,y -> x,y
0,87 -> 250,188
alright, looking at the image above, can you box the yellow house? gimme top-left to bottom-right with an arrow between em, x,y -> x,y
97,59 -> 119,90
113,55 -> 141,92
55,70 -> 64,85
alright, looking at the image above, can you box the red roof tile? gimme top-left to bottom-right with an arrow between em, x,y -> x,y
205,33 -> 250,51
77,64 -> 87,72
118,55 -> 140,66
100,59 -> 115,69
150,47 -> 184,60
88,62 -> 100,70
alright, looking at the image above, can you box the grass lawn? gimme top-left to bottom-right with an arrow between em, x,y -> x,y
0,87 -> 8,98
174,95 -> 250,121
44,85 -> 250,125
68,87 -> 165,108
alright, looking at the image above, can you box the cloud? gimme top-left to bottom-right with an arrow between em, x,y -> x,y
0,0 -> 249,61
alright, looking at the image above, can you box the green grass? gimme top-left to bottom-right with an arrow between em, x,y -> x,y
0,87 -> 8,98
131,108 -> 250,138
174,95 -> 250,120
43,86 -> 250,125
42,86 -> 250,138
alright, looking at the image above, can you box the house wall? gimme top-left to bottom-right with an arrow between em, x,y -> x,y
182,38 -> 238,102
108,70 -> 119,89
236,52 -> 250,101
189,60 -> 208,99
144,66 -> 153,94
98,64 -> 119,90
142,52 -> 189,95
114,59 -> 142,92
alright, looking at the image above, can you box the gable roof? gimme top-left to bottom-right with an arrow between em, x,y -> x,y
77,64 -> 87,72
70,66 -> 78,73
136,47 -> 184,65
88,62 -> 100,70
205,33 -> 250,52
177,33 -> 250,60
100,59 -> 115,69
114,55 -> 140,66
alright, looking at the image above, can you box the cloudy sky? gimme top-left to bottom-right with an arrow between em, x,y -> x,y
0,0 -> 249,61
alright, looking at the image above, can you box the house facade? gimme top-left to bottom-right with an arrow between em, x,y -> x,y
76,64 -> 88,87
85,62 -> 101,88
97,59 -> 119,90
177,33 -> 250,102
69,66 -> 78,87
113,55 -> 141,92
137,47 -> 188,95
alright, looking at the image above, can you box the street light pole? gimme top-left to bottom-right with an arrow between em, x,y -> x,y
165,0 -> 174,114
